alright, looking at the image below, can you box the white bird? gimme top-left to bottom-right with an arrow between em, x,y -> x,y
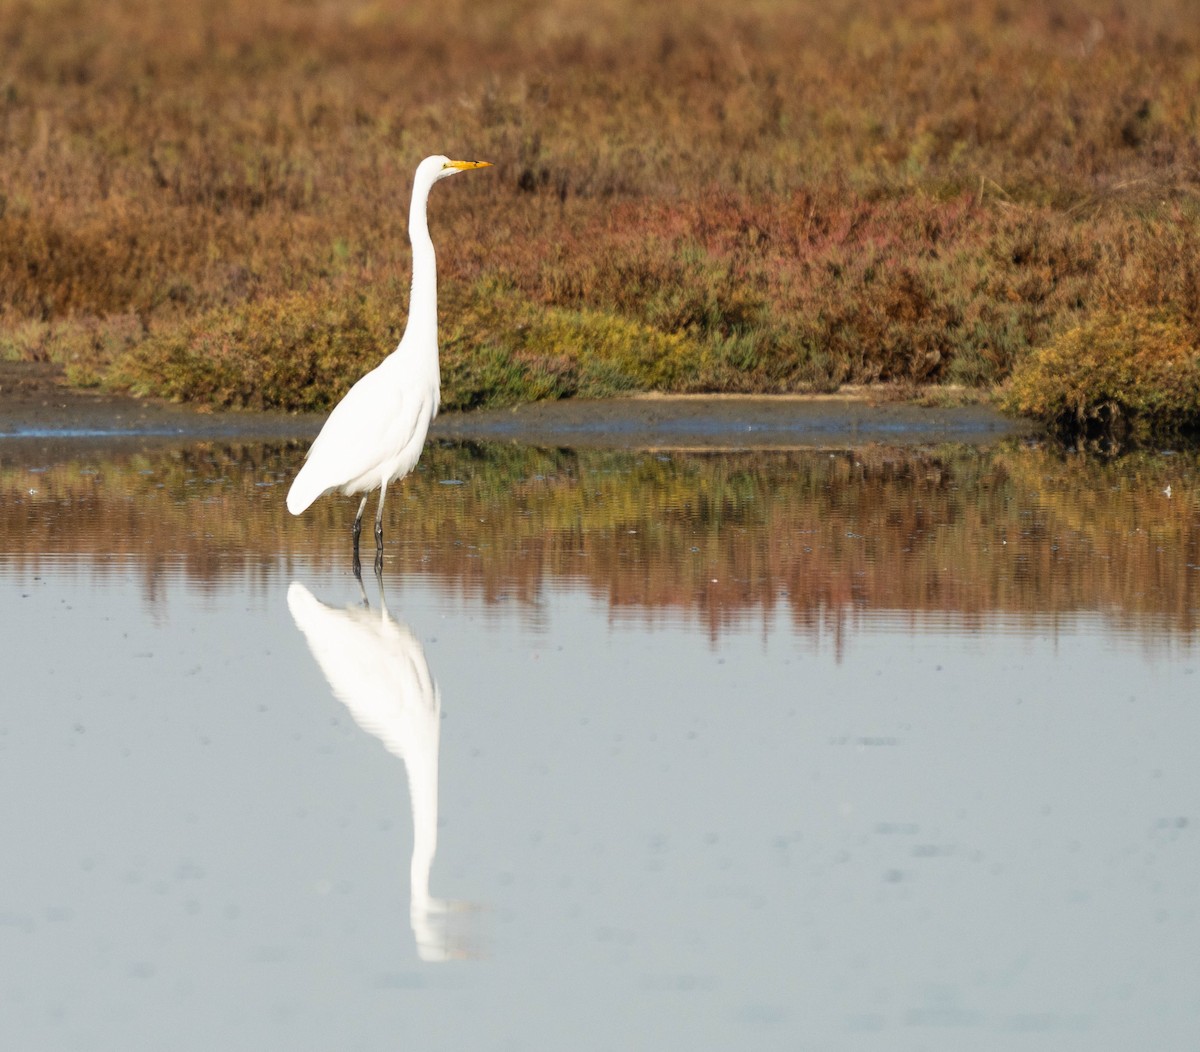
287,155 -> 492,560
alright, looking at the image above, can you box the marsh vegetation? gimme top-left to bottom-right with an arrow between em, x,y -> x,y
1,0 -> 1199,432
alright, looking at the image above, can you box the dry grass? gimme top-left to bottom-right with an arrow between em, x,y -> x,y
2,0 -> 1199,422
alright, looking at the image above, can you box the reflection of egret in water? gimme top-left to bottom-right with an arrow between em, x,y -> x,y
287,572 -> 476,962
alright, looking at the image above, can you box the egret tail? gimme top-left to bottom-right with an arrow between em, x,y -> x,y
286,463 -> 327,516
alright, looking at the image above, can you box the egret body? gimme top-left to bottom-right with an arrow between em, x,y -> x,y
287,155 -> 491,558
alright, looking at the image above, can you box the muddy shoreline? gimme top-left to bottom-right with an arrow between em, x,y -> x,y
0,360 -> 1034,451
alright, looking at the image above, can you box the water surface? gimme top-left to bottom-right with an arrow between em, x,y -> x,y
2,439 -> 1197,1050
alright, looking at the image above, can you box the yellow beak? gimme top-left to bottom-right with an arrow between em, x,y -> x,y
444,159 -> 493,170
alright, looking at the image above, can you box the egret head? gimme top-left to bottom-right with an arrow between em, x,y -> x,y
424,155 -> 492,183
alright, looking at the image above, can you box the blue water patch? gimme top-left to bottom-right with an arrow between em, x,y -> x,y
0,427 -> 186,439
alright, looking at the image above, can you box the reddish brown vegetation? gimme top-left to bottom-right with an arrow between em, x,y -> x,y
1,0 -> 1198,419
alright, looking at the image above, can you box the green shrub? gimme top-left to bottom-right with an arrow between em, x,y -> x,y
1002,310 -> 1200,437
106,278 -> 699,412
0,314 -> 145,386
440,280 -> 700,409
108,290 -> 402,410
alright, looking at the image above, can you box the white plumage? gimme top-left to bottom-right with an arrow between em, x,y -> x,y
287,154 -> 491,555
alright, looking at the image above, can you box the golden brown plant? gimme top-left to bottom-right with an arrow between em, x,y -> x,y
2,0 -> 1199,415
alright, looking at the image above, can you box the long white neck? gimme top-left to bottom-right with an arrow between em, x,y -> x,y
406,168 -> 439,348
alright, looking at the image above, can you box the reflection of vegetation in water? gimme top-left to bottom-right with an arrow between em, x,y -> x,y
2,441 -> 1196,637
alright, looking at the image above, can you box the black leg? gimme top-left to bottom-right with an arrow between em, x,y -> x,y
352,550 -> 367,602
352,495 -> 368,551
352,494 -> 370,573
374,480 -> 389,553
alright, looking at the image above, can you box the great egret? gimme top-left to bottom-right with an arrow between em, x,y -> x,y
287,155 -> 492,560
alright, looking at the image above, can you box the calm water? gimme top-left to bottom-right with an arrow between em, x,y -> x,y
1,438 -> 1198,1051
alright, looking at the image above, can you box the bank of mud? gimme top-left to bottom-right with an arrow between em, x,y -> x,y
0,361 -> 1033,451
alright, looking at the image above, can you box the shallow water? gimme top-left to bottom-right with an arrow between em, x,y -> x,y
2,438 -> 1198,1050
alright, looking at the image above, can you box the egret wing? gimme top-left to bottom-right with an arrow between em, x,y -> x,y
287,364 -> 425,512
